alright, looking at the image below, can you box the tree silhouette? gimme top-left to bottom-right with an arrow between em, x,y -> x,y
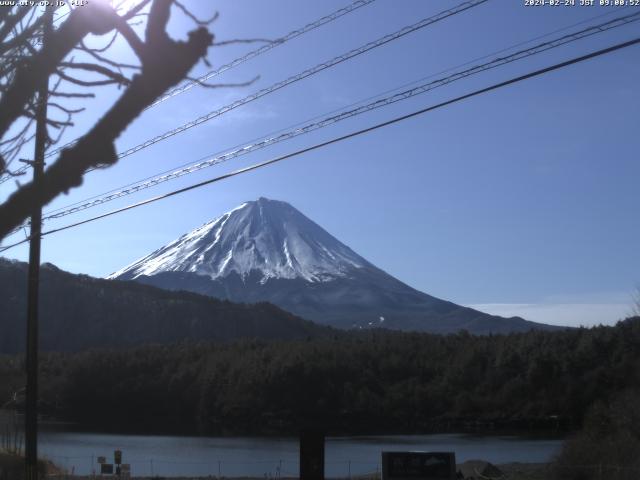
0,0 -> 214,240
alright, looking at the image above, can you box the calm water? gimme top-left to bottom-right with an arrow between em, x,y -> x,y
36,431 -> 563,477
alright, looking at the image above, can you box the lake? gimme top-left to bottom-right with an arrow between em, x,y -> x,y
36,431 -> 563,477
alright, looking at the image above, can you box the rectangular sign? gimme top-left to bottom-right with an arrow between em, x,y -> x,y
100,463 -> 114,475
382,452 -> 456,480
114,450 -> 122,464
97,456 -> 106,464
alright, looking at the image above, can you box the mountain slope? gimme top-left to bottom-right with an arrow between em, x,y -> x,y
0,258 -> 328,353
110,199 -> 369,283
111,198 -> 559,334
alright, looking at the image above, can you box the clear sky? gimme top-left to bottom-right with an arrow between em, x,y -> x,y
1,0 -> 639,327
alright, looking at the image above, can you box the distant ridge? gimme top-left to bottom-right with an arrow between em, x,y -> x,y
111,198 -> 562,334
0,257 -> 328,353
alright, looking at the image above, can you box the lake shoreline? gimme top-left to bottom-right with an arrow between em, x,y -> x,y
32,431 -> 562,478
40,462 -> 552,480
35,413 -> 572,440
3,450 -> 554,480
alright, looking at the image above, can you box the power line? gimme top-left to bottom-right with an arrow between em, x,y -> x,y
0,5 -> 631,190
45,0 -> 489,164
4,8 -> 635,238
148,0 -> 377,110
2,35 -> 638,253
26,10 -> 640,226
0,0 -> 377,181
0,165 -> 28,185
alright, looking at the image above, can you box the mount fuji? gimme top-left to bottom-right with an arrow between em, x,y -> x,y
109,198 -> 556,334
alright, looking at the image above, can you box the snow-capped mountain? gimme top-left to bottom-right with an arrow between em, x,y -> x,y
110,198 -> 369,284
110,198 -> 559,334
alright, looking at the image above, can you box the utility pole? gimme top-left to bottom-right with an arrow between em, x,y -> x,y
25,6 -> 53,480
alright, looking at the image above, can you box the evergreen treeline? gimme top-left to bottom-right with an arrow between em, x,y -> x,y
2,317 -> 639,435
554,389 -> 640,480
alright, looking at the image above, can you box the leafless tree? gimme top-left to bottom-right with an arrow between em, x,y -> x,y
0,0 -> 216,241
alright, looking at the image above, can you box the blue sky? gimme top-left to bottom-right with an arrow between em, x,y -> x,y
1,0 -> 639,326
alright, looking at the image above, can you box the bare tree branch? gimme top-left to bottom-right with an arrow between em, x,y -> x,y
112,15 -> 146,60
55,69 -> 125,87
0,11 -> 46,55
122,0 -> 153,21
0,3 -> 123,142
59,62 -> 131,85
0,1 -> 213,239
77,42 -> 141,70
146,0 -> 171,46
0,0 -> 165,171
84,30 -> 118,53
0,6 -> 32,44
22,110 -> 73,129
47,102 -> 85,115
174,1 -> 218,26
48,91 -> 95,98
0,119 -> 34,147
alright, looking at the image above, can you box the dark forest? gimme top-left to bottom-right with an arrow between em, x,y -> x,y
2,317 -> 639,436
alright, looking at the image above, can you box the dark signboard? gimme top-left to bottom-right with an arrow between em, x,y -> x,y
382,452 -> 456,480
114,450 -> 122,465
100,463 -> 114,475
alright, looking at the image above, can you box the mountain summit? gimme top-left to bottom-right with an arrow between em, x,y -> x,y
110,198 -> 368,284
110,198 -> 559,334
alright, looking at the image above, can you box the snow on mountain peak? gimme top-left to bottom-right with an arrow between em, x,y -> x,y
108,198 -> 368,283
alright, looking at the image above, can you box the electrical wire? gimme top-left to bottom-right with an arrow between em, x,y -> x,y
0,164 -> 29,185
2,35 -> 638,253
0,4 -> 631,189
44,0 -> 489,163
148,0 -> 377,109
0,0 -> 377,182
25,10 -> 640,226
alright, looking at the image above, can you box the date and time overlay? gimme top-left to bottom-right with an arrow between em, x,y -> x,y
526,0 -> 640,6
0,1 -> 88,7
0,0 -> 640,7
0,0 -> 639,9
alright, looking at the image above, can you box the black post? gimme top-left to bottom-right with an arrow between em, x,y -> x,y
300,429 -> 325,480
25,7 -> 52,480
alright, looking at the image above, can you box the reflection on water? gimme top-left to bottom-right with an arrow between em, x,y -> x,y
37,430 -> 562,477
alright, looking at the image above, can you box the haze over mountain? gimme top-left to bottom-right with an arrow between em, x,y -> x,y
110,198 -> 560,334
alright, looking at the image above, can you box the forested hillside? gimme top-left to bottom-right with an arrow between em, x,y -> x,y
2,317 -> 638,435
0,258 -> 328,353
